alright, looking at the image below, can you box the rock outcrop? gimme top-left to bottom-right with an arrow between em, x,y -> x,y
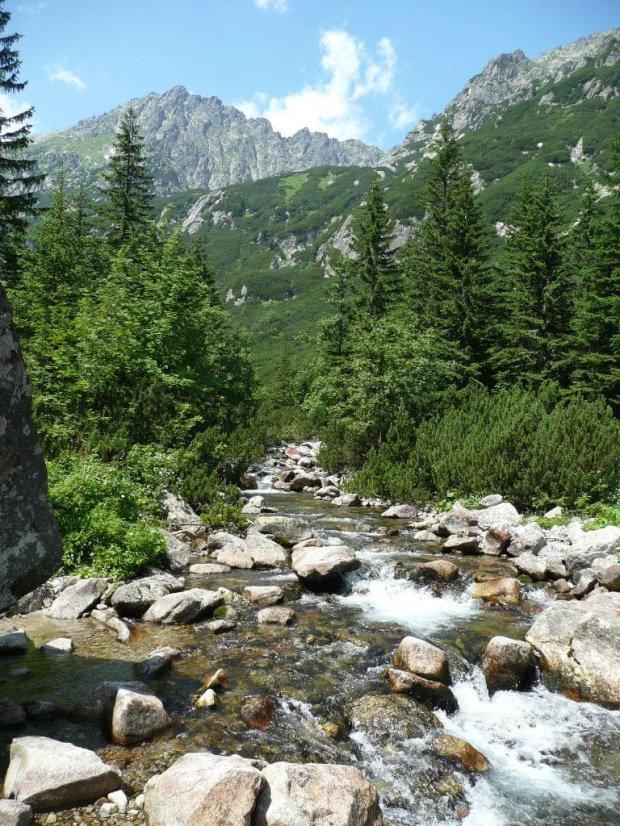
0,286 -> 62,611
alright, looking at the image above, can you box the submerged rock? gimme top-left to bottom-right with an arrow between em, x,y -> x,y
346,693 -> 441,741
140,647 -> 181,679
4,736 -> 121,810
255,762 -> 382,826
240,695 -> 277,730
394,636 -> 450,684
0,698 -> 26,726
144,752 -> 264,826
480,636 -> 535,692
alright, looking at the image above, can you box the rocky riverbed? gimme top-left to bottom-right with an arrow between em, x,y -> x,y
1,443 -> 620,826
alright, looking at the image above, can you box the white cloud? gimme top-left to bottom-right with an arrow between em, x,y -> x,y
17,1 -> 49,19
237,29 -> 405,142
254,0 -> 288,11
0,93 -> 32,121
46,65 -> 87,91
389,99 -> 420,130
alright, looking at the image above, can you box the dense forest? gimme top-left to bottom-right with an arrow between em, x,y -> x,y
1,0 -> 619,580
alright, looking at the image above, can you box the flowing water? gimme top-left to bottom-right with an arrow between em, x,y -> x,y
2,464 -> 620,825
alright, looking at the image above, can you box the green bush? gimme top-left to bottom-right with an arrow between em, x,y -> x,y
351,387 -> 620,511
48,454 -> 166,579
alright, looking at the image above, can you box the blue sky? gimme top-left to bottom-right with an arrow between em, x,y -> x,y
5,0 -> 620,148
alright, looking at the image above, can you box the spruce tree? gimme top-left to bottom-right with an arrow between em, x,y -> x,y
99,107 -> 152,245
187,237 -> 220,307
0,0 -> 42,280
401,122 -> 491,381
491,177 -> 572,387
321,255 -> 353,359
351,179 -> 399,320
570,146 -> 620,409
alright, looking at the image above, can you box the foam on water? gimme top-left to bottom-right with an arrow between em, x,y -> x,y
339,565 -> 478,634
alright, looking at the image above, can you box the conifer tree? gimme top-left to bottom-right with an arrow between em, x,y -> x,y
491,177 -> 572,387
0,0 -> 42,279
321,255 -> 353,359
187,237 -> 220,307
351,179 -> 399,320
99,107 -> 152,245
570,145 -> 620,409
401,122 -> 491,381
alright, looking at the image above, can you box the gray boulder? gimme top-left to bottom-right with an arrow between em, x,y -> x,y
292,545 -> 360,585
245,533 -> 288,568
480,523 -> 512,556
332,493 -> 362,507
381,504 -> 418,519
480,636 -> 535,692
46,578 -> 108,619
3,736 -> 121,810
0,286 -> 62,612
111,575 -> 183,617
243,585 -> 284,605
346,693 -> 440,741
111,687 -> 169,745
216,544 -> 254,569
0,627 -> 29,655
163,534 -> 192,573
255,762 -> 382,826
526,600 -> 620,708
507,523 -> 546,557
394,636 -> 450,684
140,647 -> 181,679
159,490 -> 200,526
476,502 -> 521,530
251,516 -> 313,546
206,531 -> 245,552
514,553 -> 548,581
442,535 -> 480,553
40,637 -> 73,655
257,606 -> 296,625
382,668 -> 459,714
144,752 -> 264,826
597,563 -> 620,592
0,800 -> 33,826
477,494 -> 504,509
142,589 -> 223,624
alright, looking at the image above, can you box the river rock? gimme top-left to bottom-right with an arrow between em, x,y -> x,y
292,545 -> 360,585
480,636 -> 535,692
251,515 -> 313,546
382,504 -> 418,519
140,647 -> 181,679
394,637 -> 450,683
526,599 -> 620,707
241,695 -> 277,730
216,544 -> 254,569
480,523 -> 512,556
189,562 -> 232,574
0,287 -> 63,613
442,535 -> 480,553
144,752 -> 264,826
111,576 -> 184,617
206,531 -> 246,552
159,490 -> 201,526
0,627 -> 29,655
315,486 -> 340,499
476,502 -> 521,530
382,667 -> 459,713
3,736 -> 121,810
40,637 -> 73,655
289,472 -> 322,492
195,688 -> 217,708
163,534 -> 192,572
477,494 -> 504,509
428,734 -> 490,773
346,693 -> 440,741
111,687 -> 169,744
142,589 -> 223,624
415,560 -> 459,582
514,552 -> 548,580
242,495 -> 265,515
205,668 -> 228,690
332,493 -> 362,507
506,523 -> 546,557
91,606 -> 132,644
244,585 -> 284,605
258,606 -> 296,625
573,568 -> 597,597
246,533 -> 288,568
0,698 -> 26,726
46,578 -> 108,619
255,762 -> 382,826
471,577 -> 521,606
0,800 -> 33,826
414,530 -> 441,542
597,563 -> 620,591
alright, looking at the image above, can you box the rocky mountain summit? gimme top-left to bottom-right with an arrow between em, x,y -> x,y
33,85 -> 384,195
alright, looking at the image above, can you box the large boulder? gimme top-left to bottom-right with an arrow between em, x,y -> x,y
216,544 -> 254,569
144,752 -> 265,826
506,523 -> 546,557
413,560 -> 459,583
159,490 -> 200,527
255,762 -> 382,826
46,578 -> 108,620
0,287 -> 62,612
526,599 -> 620,708
163,533 -> 192,573
394,637 -> 450,684
291,545 -> 360,585
111,687 -> 169,745
476,503 -> 521,530
597,563 -> 620,592
251,516 -> 313,546
206,531 -> 246,552
111,576 -> 184,617
480,523 -> 512,556
245,533 -> 288,568
3,737 -> 121,810
142,589 -> 223,624
471,577 -> 521,606
480,636 -> 535,693
381,504 -> 418,519
0,800 -> 33,826
514,553 -> 548,581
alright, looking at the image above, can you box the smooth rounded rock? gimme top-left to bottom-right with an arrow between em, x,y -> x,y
429,734 -> 490,773
480,636 -> 535,692
394,636 -> 450,684
292,545 -> 360,585
471,577 -> 521,606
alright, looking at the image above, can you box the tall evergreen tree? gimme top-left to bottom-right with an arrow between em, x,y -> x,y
570,145 -> 620,410
0,0 -> 42,281
321,255 -> 353,360
99,107 -> 152,245
187,237 -> 221,307
491,177 -> 572,387
351,179 -> 399,320
401,122 -> 491,381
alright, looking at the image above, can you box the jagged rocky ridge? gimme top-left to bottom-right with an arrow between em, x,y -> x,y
33,85 -> 384,195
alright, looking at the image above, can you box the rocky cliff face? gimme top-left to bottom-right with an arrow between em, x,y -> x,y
33,86 -> 384,195
0,286 -> 62,611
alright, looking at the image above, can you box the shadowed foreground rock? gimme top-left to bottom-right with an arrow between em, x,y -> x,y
0,285 -> 61,611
